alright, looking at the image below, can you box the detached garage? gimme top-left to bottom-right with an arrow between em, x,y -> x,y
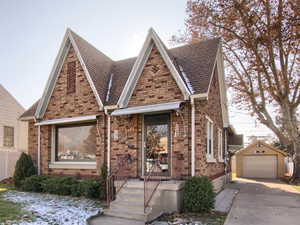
235,141 -> 288,179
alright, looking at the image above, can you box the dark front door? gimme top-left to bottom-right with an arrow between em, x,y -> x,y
144,113 -> 170,177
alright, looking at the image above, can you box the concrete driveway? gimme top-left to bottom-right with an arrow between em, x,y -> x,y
225,178 -> 300,225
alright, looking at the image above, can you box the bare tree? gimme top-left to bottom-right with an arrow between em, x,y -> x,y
172,0 -> 300,179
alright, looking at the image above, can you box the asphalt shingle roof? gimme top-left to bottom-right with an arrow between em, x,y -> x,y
20,31 -> 220,119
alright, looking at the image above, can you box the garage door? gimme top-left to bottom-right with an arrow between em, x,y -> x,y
243,155 -> 277,178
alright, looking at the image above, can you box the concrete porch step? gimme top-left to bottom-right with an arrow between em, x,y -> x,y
104,208 -> 146,221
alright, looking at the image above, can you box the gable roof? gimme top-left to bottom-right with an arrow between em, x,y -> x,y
235,140 -> 289,156
117,28 -> 192,108
35,29 -> 112,119
20,28 -> 222,120
19,99 -> 40,120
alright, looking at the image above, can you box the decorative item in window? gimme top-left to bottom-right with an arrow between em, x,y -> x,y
3,126 -> 14,147
55,123 -> 96,161
67,61 -> 76,94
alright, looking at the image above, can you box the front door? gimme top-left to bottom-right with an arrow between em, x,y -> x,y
144,113 -> 170,177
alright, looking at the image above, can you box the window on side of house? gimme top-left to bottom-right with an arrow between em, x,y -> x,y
67,61 -> 76,94
54,123 -> 96,162
206,116 -> 215,161
218,128 -> 224,162
3,126 -> 14,147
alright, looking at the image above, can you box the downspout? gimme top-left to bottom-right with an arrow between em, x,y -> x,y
191,97 -> 195,177
105,108 -> 111,174
37,125 -> 41,175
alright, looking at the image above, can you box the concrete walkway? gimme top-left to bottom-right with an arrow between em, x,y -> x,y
215,188 -> 239,213
89,215 -> 144,225
224,178 -> 300,225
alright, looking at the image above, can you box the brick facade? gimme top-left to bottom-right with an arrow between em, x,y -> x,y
194,69 -> 225,178
26,44 -> 225,180
28,45 -> 106,178
128,46 -> 184,107
110,46 -> 192,178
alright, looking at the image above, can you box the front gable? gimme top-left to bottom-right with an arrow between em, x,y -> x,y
128,45 -> 184,107
117,28 -> 191,108
35,29 -> 103,120
44,46 -> 100,120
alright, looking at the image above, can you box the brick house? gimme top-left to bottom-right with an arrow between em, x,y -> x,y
20,28 -> 232,221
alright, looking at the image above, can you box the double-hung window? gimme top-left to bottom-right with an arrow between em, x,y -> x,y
218,128 -> 224,162
206,116 -> 215,162
3,126 -> 14,147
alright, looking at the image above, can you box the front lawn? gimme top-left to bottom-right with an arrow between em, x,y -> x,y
151,212 -> 227,225
0,183 -> 30,224
0,199 -> 27,223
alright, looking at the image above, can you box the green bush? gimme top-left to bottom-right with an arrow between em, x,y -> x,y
13,153 -> 37,187
80,179 -> 103,199
20,174 -> 105,199
183,176 -> 215,213
21,175 -> 48,192
100,164 -> 108,181
42,176 -> 78,195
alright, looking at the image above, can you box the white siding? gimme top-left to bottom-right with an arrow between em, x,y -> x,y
0,85 -> 28,152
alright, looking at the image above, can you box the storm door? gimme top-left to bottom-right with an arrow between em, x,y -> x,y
144,113 -> 170,177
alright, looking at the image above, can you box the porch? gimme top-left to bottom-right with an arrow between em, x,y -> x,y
105,101 -> 190,222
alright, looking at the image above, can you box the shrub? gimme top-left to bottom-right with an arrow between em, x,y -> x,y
80,179 -> 103,199
183,176 -> 215,213
13,153 -> 37,187
21,175 -> 48,192
100,164 -> 108,181
42,176 -> 78,195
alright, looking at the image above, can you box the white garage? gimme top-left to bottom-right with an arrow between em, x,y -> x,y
235,141 -> 288,179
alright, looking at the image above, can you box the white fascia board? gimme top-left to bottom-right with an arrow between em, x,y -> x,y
68,30 -> 104,111
35,114 -> 97,126
117,28 -> 191,108
190,93 -> 208,100
19,116 -> 35,121
111,101 -> 183,116
207,43 -> 229,128
35,30 -> 71,119
216,46 -> 229,128
35,29 -> 104,120
150,28 -> 191,99
117,39 -> 154,108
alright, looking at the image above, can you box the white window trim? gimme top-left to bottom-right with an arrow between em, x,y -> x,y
206,116 -> 216,163
218,128 -> 224,162
49,125 -> 97,170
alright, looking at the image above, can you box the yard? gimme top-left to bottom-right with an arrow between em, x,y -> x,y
0,184 -> 102,225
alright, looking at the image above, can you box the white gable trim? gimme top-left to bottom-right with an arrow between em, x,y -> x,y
117,28 -> 191,108
35,29 -> 103,119
207,44 -> 229,128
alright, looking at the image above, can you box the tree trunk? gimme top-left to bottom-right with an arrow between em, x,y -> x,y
289,142 -> 300,183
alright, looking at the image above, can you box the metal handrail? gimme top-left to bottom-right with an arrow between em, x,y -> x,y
106,154 -> 132,206
144,160 -> 163,213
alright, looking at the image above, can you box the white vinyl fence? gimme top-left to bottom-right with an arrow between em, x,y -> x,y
0,151 -> 21,181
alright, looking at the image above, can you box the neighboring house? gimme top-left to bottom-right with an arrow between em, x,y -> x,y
0,84 -> 28,180
234,140 -> 288,179
20,28 -> 233,221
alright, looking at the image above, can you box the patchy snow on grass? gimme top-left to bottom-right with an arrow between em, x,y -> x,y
2,190 -> 102,225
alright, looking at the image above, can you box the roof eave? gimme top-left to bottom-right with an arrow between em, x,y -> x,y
117,28 -> 191,108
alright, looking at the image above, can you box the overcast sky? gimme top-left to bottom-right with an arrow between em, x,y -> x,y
0,0 -> 274,142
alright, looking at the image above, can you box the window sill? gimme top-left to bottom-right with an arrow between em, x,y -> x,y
49,162 -> 96,170
218,159 -> 225,163
206,157 -> 217,163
